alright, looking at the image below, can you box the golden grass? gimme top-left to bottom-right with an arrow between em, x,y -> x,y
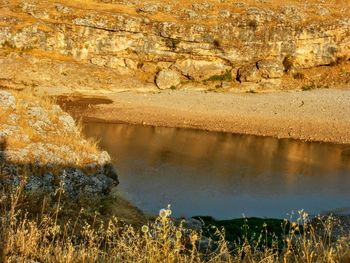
0,110 -> 10,124
0,182 -> 349,263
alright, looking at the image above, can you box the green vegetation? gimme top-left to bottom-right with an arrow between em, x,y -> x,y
193,216 -> 301,249
164,38 -> 181,50
205,70 -> 232,82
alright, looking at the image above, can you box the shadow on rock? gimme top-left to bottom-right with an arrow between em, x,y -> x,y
0,137 -> 119,200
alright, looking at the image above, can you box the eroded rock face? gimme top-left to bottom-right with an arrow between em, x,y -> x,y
237,65 -> 262,83
257,60 -> 284,79
0,90 -> 119,199
174,59 -> 231,81
0,0 -> 349,91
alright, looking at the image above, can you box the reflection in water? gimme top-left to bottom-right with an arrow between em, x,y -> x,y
83,123 -> 350,219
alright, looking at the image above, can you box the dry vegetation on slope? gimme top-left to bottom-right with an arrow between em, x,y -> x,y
0,89 -> 119,210
0,90 -> 101,167
0,88 -> 145,223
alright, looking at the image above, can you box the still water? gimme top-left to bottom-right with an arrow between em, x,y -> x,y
83,122 -> 350,219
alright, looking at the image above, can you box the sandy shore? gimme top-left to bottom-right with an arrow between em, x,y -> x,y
58,89 -> 350,144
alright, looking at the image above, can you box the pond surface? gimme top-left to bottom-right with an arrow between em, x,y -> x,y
83,122 -> 350,219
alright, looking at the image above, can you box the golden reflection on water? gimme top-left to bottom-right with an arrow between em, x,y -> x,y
84,123 -> 350,218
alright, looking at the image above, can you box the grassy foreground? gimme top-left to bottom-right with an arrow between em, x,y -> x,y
1,185 -> 350,263
1,91 -> 349,262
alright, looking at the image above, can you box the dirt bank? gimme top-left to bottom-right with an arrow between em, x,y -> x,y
58,89 -> 350,144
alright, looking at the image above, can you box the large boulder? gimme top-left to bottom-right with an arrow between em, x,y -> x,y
155,69 -> 181,90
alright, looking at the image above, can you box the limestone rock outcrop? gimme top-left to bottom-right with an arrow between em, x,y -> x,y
0,0 -> 349,92
0,90 -> 118,198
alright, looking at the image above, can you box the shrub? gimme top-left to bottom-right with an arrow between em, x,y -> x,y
301,83 -> 329,91
283,56 -> 294,72
213,39 -> 221,49
206,70 -> 232,81
164,38 -> 181,51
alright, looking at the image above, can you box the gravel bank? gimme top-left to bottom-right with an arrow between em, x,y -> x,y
59,89 -> 350,144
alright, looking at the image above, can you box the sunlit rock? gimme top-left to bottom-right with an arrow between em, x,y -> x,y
155,69 -> 181,90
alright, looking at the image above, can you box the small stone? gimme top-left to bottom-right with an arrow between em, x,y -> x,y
137,4 -> 159,14
192,3 -> 212,11
317,7 -> 330,16
182,9 -> 199,19
219,10 -> 231,18
0,90 -> 16,110
97,151 -> 111,165
55,4 -> 72,14
91,57 -> 107,67
124,58 -> 138,70
281,5 -> 299,16
27,106 -> 50,121
27,106 -> 53,133
155,69 -> 181,90
59,113 -> 76,133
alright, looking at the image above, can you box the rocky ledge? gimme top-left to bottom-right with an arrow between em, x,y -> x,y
0,89 -> 118,198
0,0 -> 349,94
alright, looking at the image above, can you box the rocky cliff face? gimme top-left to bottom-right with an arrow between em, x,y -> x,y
0,0 -> 349,93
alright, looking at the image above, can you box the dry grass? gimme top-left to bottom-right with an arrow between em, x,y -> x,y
0,109 -> 10,124
2,90 -> 101,167
0,182 -> 349,263
2,92 -> 350,262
